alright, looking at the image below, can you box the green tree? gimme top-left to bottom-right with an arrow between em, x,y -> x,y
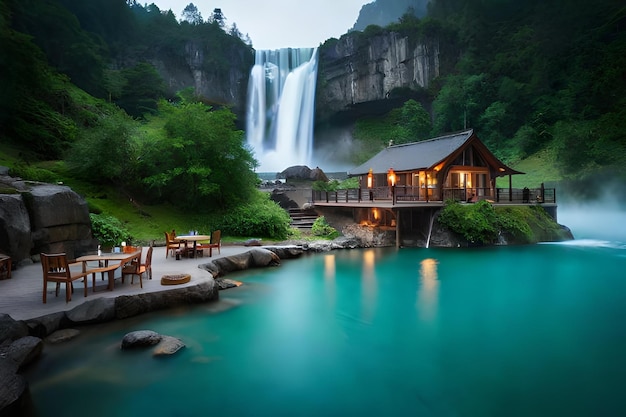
10,0 -> 109,97
138,100 -> 258,210
396,99 -> 432,143
0,16 -> 78,157
210,8 -> 226,28
181,3 -> 203,25
66,110 -> 137,183
116,62 -> 166,117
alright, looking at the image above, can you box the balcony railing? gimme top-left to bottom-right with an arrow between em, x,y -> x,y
312,186 -> 556,205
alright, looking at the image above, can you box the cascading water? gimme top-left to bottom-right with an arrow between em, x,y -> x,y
246,48 -> 318,172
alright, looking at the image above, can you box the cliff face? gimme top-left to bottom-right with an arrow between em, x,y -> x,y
316,32 -> 441,121
150,31 -> 444,124
149,40 -> 253,116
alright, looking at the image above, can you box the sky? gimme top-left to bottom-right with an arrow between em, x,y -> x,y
153,0 -> 370,49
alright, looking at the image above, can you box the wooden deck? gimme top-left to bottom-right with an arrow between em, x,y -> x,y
312,186 -> 556,208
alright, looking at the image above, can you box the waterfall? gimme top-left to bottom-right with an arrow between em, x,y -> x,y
246,48 -> 318,172
426,211 -> 435,248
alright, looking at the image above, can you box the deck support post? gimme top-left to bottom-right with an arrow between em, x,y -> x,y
395,209 -> 401,248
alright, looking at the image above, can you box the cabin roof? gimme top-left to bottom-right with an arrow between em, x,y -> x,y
348,129 -> 522,177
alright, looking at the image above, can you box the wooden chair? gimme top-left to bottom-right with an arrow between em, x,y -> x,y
121,247 -> 143,288
122,246 -> 152,288
41,253 -> 90,303
142,246 -> 153,280
165,231 -> 180,258
197,230 -> 221,257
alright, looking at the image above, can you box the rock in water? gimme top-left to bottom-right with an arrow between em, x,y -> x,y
153,335 -> 185,356
121,330 -> 162,349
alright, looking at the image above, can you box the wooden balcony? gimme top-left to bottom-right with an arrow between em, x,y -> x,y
312,185 -> 556,207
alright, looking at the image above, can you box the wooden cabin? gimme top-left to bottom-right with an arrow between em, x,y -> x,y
311,129 -> 557,246
350,129 -> 523,202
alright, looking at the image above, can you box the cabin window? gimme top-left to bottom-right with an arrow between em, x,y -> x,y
449,172 -> 463,188
476,173 -> 488,196
451,146 -> 487,167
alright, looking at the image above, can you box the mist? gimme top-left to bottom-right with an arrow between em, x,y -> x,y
557,184 -> 626,242
310,124 -> 357,172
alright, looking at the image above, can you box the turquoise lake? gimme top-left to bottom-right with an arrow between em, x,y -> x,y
26,205 -> 626,417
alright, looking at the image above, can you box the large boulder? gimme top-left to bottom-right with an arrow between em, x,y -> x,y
1,336 -> 44,370
0,315 -> 29,343
0,358 -> 31,417
0,195 -> 31,263
121,330 -> 162,349
114,280 -> 218,319
199,248 -> 281,277
278,165 -> 312,181
277,165 -> 330,183
309,167 -> 329,182
25,184 -> 96,260
0,170 -> 98,263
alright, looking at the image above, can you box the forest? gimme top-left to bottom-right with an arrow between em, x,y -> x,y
348,0 -> 625,191
1,0 -> 625,241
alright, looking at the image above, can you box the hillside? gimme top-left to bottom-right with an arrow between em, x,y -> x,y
2,0 -> 625,203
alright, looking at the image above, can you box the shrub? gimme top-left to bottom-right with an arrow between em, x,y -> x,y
311,216 -> 339,239
89,213 -> 132,248
439,201 -> 565,244
496,205 -> 565,243
437,200 -> 498,244
220,192 -> 291,239
9,163 -> 58,183
494,206 -> 534,243
337,177 -> 359,189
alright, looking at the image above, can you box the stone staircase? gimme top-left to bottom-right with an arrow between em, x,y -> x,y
288,208 -> 319,230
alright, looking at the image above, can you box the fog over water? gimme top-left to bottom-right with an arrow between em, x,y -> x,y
557,188 -> 626,242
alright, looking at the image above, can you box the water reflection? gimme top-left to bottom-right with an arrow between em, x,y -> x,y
361,249 -> 377,321
417,258 -> 439,321
324,254 -> 336,307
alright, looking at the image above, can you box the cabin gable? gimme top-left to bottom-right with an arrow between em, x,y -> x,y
350,129 -> 523,202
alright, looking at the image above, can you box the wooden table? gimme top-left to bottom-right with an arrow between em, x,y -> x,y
76,250 -> 142,291
174,235 -> 210,259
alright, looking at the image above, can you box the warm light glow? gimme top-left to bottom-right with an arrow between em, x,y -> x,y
363,250 -> 375,279
499,167 -> 506,172
417,258 -> 439,321
367,168 -> 373,188
420,258 -> 438,289
387,168 -> 396,186
324,254 -> 336,308
324,254 -> 336,280
372,208 -> 379,221
361,250 -> 377,320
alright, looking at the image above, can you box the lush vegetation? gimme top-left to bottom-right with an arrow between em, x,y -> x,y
438,200 -> 569,245
89,213 -> 133,248
312,177 -> 360,192
352,99 -> 433,164
0,0 -> 288,243
311,217 -> 340,239
2,0 -> 625,245
349,0 -> 626,187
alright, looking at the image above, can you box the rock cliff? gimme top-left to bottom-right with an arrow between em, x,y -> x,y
157,40 -> 253,113
316,31 -> 443,121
